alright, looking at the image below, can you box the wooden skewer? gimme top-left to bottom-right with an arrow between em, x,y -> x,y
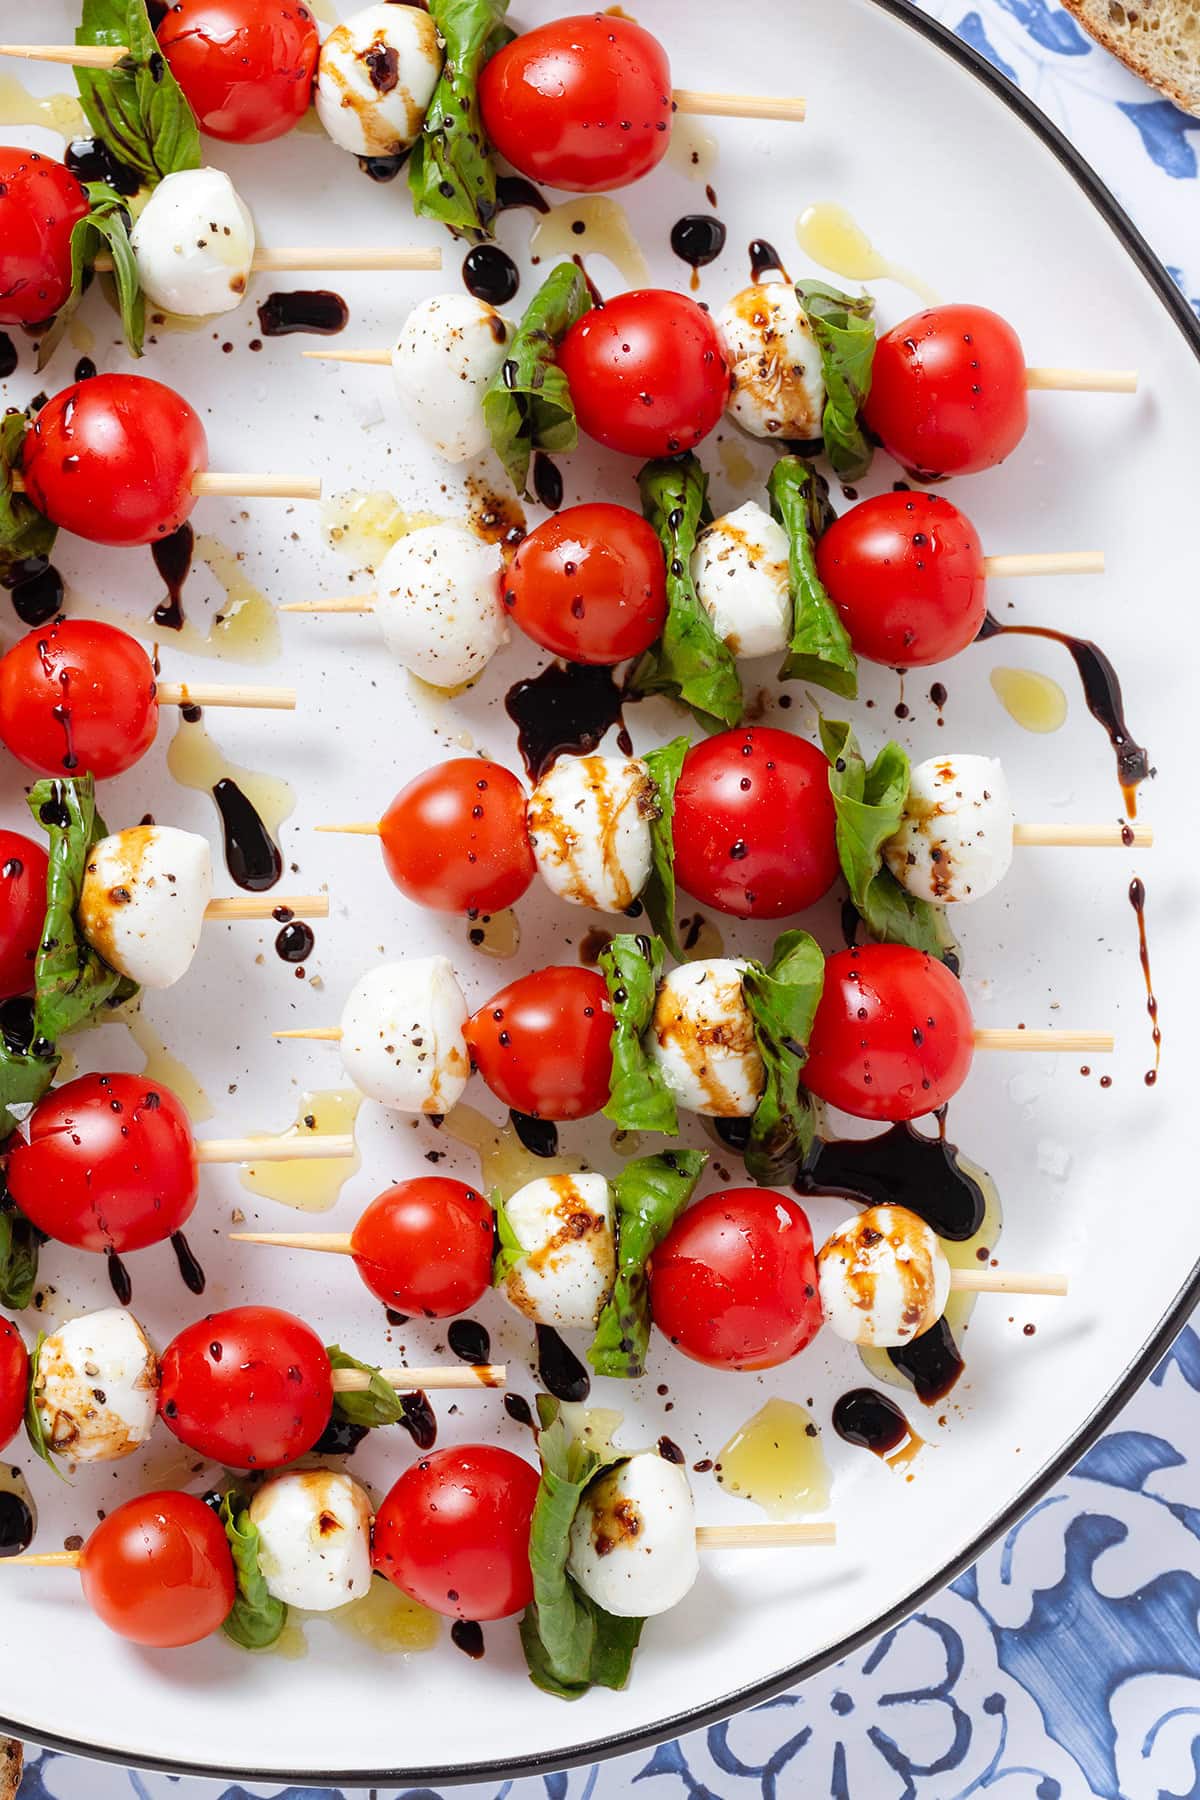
1025,367 -> 1138,394
11,472 -> 320,502
206,895 -> 329,922
333,1365 -> 506,1392
309,819 -> 1150,850
232,1230 -> 355,1253
302,349 -> 392,367
313,822 -> 380,836
0,42 -> 126,68
273,1025 -> 1110,1050
156,682 -> 295,711
274,1026 -> 344,1041
982,551 -> 1104,578
196,1134 -> 356,1164
93,247 -> 442,275
281,596 -> 376,614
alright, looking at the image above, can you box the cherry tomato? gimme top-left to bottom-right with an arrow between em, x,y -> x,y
0,619 -> 158,781
22,374 -> 208,548
350,1178 -> 495,1318
79,1491 -> 235,1647
158,1305 -> 333,1470
0,831 -> 48,1001
671,728 -> 839,920
0,149 -> 90,327
465,965 -> 614,1120
6,1073 -> 197,1255
557,291 -> 729,459
479,13 -> 671,193
0,1319 -> 29,1454
865,304 -> 1029,480
157,0 -> 320,144
816,491 -> 987,667
649,1189 -> 822,1371
503,503 -> 667,664
802,944 -> 975,1123
373,1444 -> 539,1620
380,759 -> 535,915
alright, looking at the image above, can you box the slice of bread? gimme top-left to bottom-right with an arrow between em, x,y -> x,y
1059,0 -> 1200,115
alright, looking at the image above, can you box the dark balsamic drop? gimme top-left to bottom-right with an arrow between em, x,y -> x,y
495,175 -> 549,216
448,1319 -> 491,1366
505,661 -> 628,782
212,779 -> 283,892
65,138 -> 140,196
503,1392 -> 536,1430
840,897 -> 863,950
386,1309 -> 408,1327
1129,877 -> 1161,1086
0,1491 -> 34,1557
536,1324 -> 590,1403
797,1121 -> 986,1241
888,1317 -> 964,1404
364,44 -> 400,91
275,920 -> 315,964
462,244 -> 520,307
712,1115 -> 752,1154
257,291 -> 349,337
151,521 -> 194,631
748,238 -> 789,283
531,451 -> 563,512
106,1249 -> 132,1305
451,1619 -> 485,1660
4,557 -> 64,627
0,334 -> 16,379
312,1413 -> 371,1456
357,153 -> 407,182
657,1436 -> 685,1465
0,996 -> 36,1056
509,1110 -> 558,1158
831,1388 -> 912,1456
170,1230 -> 205,1295
578,926 -> 613,967
399,1391 -> 437,1450
73,357 -> 97,383
670,214 -> 727,272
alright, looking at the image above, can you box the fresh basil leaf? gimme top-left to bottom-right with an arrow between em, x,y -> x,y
0,412 -> 58,584
76,0 -> 201,187
742,931 -> 824,1187
589,1150 -> 705,1379
482,262 -> 592,494
639,736 -> 687,959
768,455 -> 856,700
325,1345 -> 405,1430
0,1184 -> 46,1309
219,1491 -> 286,1650
37,184 -> 145,371
22,1332 -> 67,1476
408,0 -> 513,241
795,281 -> 876,483
599,934 -> 677,1136
491,1185 -> 525,1286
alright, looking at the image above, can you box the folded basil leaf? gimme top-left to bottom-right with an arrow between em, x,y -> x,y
630,456 -> 743,732
796,282 -> 876,483
742,930 -> 824,1187
639,736 -> 688,959
22,1332 -> 68,1476
519,1394 -> 644,1698
768,455 -> 856,700
324,1345 -> 406,1430
491,1185 -> 525,1286
408,0 -> 512,241
219,1492 -> 287,1650
76,0 -> 201,188
482,262 -> 592,494
28,777 -> 138,1046
0,412 -> 58,584
598,933 -> 677,1136
0,1186 -> 47,1309
38,184 -> 144,370
589,1149 -> 705,1379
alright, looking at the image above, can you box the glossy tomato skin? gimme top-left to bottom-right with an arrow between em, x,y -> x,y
671,728 -> 839,920
816,491 -> 987,667
649,1189 -> 822,1371
803,944 -> 975,1123
157,1305 -> 333,1470
6,1073 -> 198,1254
557,292 -> 729,459
380,759 -> 535,915
351,1178 -> 495,1318
503,503 -> 667,664
465,965 -> 614,1120
0,618 -> 158,780
0,831 -> 49,1001
80,1491 -> 235,1647
865,304 -> 1029,480
0,1319 -> 29,1454
22,374 -> 207,547
373,1444 -> 539,1620
157,0 -> 320,144
0,149 -> 90,326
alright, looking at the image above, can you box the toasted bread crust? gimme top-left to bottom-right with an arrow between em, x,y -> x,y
1059,0 -> 1200,117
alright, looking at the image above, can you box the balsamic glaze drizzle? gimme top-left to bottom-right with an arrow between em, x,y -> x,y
0,334 -> 16,379
888,1317 -> 965,1404
535,1324 -> 590,1403
748,238 -> 789,283
797,1119 -> 987,1241
151,521 -> 194,631
1129,877 -> 1161,1086
0,1491 -> 34,1557
170,1230 -> 205,1295
503,1392 -> 536,1430
509,1110 -> 559,1158
831,1388 -> 912,1455
462,244 -> 520,307
670,215 -> 727,274
3,557 -> 63,627
495,175 -> 550,216
450,1619 -> 486,1659
398,1391 -> 437,1450
212,779 -> 283,892
106,1249 -> 132,1305
505,661 -> 630,782
257,291 -> 349,338
447,1319 -> 491,1366
275,920 -> 315,964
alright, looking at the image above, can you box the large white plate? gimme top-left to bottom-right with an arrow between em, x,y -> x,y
1,0 -> 1198,1784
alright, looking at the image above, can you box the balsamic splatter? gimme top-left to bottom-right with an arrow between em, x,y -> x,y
505,661 -> 630,782
797,1119 -> 987,1241
535,1324 -> 590,1403
832,1388 -> 913,1455
151,521 -> 194,631
257,292 -> 349,337
447,1319 -> 491,1366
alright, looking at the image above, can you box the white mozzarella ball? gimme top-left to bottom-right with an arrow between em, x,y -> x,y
32,1309 -> 157,1463
716,282 -> 825,440
500,1173 -> 616,1330
818,1205 -> 951,1347
884,755 -> 1015,904
315,3 -> 443,157
528,756 -> 655,914
649,959 -> 764,1118
340,958 -> 470,1114
568,1452 -> 699,1618
691,502 -> 792,659
374,525 -> 506,688
79,826 -> 213,990
249,1470 -> 373,1611
129,167 -> 255,317
390,293 -> 513,462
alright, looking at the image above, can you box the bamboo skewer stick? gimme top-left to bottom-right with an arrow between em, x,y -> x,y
93,247 -> 442,275
313,822 -> 380,836
281,596 -> 375,614
195,1134 -> 356,1164
274,1026 -> 344,1041
156,682 -> 295,711
333,1365 -> 507,1392
231,1231 -> 354,1253
310,819 -> 1150,850
0,42 -> 127,67
206,895 -> 329,922
302,348 -> 392,367
1025,367 -> 1138,394
11,472 -> 320,502
982,551 -> 1104,578
273,1024 -> 1111,1052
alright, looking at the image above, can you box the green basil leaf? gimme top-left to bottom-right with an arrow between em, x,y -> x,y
742,930 -> 824,1187
768,455 -> 856,700
76,0 -> 201,187
796,281 -> 876,483
639,736 -> 688,959
219,1491 -> 286,1650
588,1149 -> 705,1379
22,1332 -> 67,1477
408,0 -> 512,241
27,776 -> 138,1045
325,1345 -> 405,1430
38,184 -> 145,371
0,1186 -> 46,1309
491,1184 -> 525,1286
0,411 -> 58,584
599,934 -> 677,1136
481,262 -> 592,494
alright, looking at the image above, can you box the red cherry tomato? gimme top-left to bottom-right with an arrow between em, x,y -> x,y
373,1444 -> 539,1620
503,503 -> 667,664
157,0 -> 319,144
380,759 -> 535,916
557,291 -> 729,459
6,1073 -> 197,1254
865,304 -> 1029,480
157,1305 -> 333,1471
0,831 -> 48,1001
0,619 -> 158,780
0,149 -> 90,326
802,944 -> 975,1123
22,374 -> 208,548
79,1491 -> 235,1647
465,965 -> 614,1120
350,1178 -> 495,1318
816,491 -> 987,667
649,1189 -> 822,1371
0,1319 -> 29,1454
671,728 -> 839,920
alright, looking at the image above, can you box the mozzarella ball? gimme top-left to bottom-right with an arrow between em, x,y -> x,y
32,1309 -> 157,1463
315,3 -> 443,158
375,526 -> 506,688
568,1452 -> 699,1618
249,1470 -> 373,1611
649,959 -> 764,1118
500,1173 -> 616,1330
340,957 -> 470,1114
129,167 -> 255,317
818,1205 -> 951,1347
390,293 -> 512,462
884,755 -> 1015,904
716,282 -> 825,440
528,756 -> 655,914
691,502 -> 792,659
79,825 -> 213,990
